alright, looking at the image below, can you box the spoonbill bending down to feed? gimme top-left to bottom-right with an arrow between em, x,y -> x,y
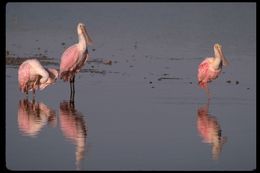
197,43 -> 229,99
18,59 -> 58,98
59,22 -> 92,102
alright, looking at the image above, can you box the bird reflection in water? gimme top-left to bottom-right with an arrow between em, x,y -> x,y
59,100 -> 87,170
17,99 -> 57,137
197,101 -> 227,160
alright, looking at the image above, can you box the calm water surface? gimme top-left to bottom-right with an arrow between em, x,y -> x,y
6,3 -> 256,171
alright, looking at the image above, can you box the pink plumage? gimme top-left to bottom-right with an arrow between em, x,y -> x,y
59,22 -> 92,101
18,62 -> 31,93
197,43 -> 229,98
197,58 -> 221,89
59,44 -> 88,82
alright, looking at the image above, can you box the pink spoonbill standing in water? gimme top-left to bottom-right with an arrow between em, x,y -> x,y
197,43 -> 229,99
18,59 -> 58,99
59,22 -> 92,102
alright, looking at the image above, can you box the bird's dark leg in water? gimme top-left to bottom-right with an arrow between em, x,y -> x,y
205,84 -> 211,101
69,98 -> 75,108
70,76 -> 75,103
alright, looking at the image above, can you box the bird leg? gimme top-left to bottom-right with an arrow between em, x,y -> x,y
72,76 -> 75,101
206,95 -> 210,109
69,99 -> 75,108
32,78 -> 39,100
70,81 -> 73,98
72,76 -> 75,95
70,82 -> 73,102
70,76 -> 75,102
205,84 -> 211,101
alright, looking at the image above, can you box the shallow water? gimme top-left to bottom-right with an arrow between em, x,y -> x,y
6,3 -> 256,171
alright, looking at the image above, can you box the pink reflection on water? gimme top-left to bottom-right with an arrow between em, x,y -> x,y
197,102 -> 227,160
17,99 -> 57,137
59,100 -> 87,170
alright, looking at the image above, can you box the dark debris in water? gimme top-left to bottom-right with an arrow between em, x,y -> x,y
226,80 -> 231,83
88,58 -> 114,65
6,56 -> 59,67
236,81 -> 239,85
169,57 -> 184,60
158,77 -> 182,81
103,60 -> 112,65
107,71 -> 120,74
80,68 -> 106,75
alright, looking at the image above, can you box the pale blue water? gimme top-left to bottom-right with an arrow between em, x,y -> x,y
6,2 -> 256,171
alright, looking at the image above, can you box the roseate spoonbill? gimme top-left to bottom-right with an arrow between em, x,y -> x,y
59,22 -> 92,102
18,59 -> 58,98
59,100 -> 87,170
18,99 -> 57,137
197,43 -> 229,99
197,102 -> 227,160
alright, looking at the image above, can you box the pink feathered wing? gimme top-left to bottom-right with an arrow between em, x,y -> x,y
18,63 -> 32,93
59,44 -> 88,82
197,58 -> 221,89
